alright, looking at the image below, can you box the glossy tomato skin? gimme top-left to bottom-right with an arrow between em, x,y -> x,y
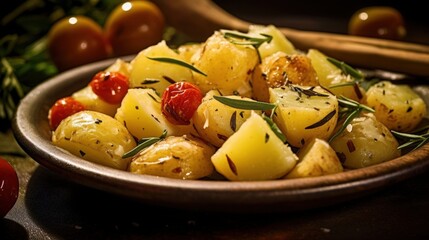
161,82 -> 203,125
89,71 -> 129,104
48,97 -> 85,130
47,16 -> 112,71
348,6 -> 406,40
104,1 -> 165,56
0,157 -> 19,218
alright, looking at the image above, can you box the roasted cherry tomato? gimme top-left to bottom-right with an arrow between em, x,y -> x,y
48,97 -> 85,130
104,1 -> 165,56
0,157 -> 19,218
161,82 -> 203,125
348,6 -> 406,40
47,16 -> 111,71
89,71 -> 129,104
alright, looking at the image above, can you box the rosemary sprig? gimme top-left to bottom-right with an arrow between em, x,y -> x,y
213,95 -> 276,110
122,130 -> 168,158
146,56 -> 207,76
327,57 -> 363,80
391,129 -> 429,151
221,30 -> 273,63
329,96 -> 374,142
213,95 -> 287,142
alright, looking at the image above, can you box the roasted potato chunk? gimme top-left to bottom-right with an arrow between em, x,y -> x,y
192,31 -> 258,97
364,81 -> 427,132
211,112 -> 297,181
129,135 -> 216,180
330,113 -> 401,169
285,138 -> 343,179
129,41 -> 194,95
192,90 -> 259,147
252,52 -> 319,102
269,85 -> 338,148
52,110 -> 136,170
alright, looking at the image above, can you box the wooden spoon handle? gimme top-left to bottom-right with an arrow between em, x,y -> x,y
153,0 -> 429,77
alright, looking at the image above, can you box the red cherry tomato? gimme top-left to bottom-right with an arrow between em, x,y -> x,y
161,82 -> 203,125
0,157 -> 19,218
89,71 -> 129,104
47,16 -> 112,71
48,97 -> 85,130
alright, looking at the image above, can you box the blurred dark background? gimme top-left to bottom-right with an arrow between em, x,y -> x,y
213,0 -> 429,44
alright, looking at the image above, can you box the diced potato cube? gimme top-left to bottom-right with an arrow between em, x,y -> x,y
192,90 -> 259,147
248,24 -> 296,58
72,86 -> 119,117
211,112 -> 298,181
307,49 -> 364,101
285,138 -> 343,179
192,31 -> 258,97
269,85 -> 338,148
115,88 -> 195,140
129,41 -> 194,95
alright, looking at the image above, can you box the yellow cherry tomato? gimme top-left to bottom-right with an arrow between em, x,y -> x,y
47,16 -> 112,71
104,1 -> 165,56
348,6 -> 406,40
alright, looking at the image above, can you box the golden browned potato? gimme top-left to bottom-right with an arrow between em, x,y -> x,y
285,138 -> 343,179
52,110 -> 136,170
364,81 -> 427,132
129,135 -> 216,180
330,113 -> 401,169
252,52 -> 319,102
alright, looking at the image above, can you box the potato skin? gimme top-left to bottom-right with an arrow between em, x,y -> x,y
129,135 -> 215,180
330,113 -> 401,169
364,81 -> 427,132
285,138 -> 343,179
52,110 -> 136,170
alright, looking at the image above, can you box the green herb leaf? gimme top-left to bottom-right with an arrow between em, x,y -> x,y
391,130 -> 429,151
213,95 -> 277,110
327,57 -> 364,80
122,130 -> 167,158
147,56 -> 207,76
262,114 -> 287,143
221,30 -> 272,63
329,96 -> 374,142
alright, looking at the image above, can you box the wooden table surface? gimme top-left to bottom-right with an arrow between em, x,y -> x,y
2,1 -> 429,239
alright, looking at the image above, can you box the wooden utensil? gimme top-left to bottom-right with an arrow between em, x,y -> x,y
153,0 -> 429,77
